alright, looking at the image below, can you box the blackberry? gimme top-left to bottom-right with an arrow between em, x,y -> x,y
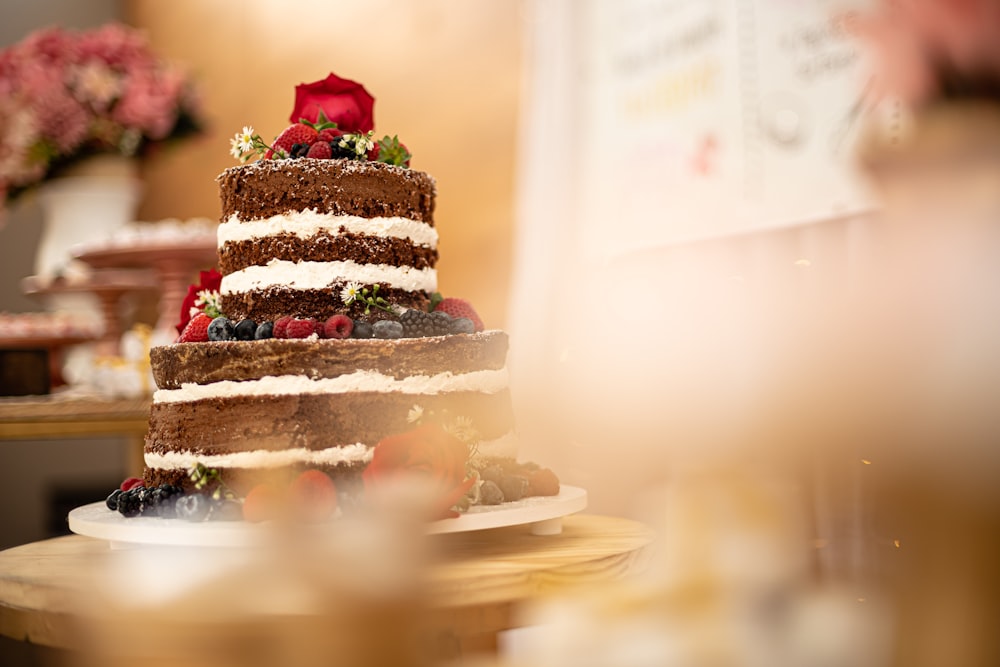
400,309 -> 452,338
479,480 -> 504,505
254,321 -> 274,340
329,138 -> 357,160
450,317 -> 475,335
351,320 -> 374,339
290,142 -> 311,158
175,493 -> 212,522
147,484 -> 184,518
208,316 -> 235,341
105,488 -> 122,512
234,318 -> 257,341
116,488 -> 143,517
372,319 -> 403,339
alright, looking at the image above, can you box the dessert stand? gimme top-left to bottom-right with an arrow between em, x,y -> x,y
67,485 -> 589,547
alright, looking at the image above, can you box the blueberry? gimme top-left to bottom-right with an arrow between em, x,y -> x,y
351,320 -> 374,339
208,316 -> 235,341
329,139 -> 357,160
254,321 -> 274,340
105,488 -> 122,511
372,320 -> 403,339
449,317 -> 475,335
290,142 -> 311,158
174,493 -> 212,522
498,475 -> 529,502
234,318 -> 257,341
146,484 -> 184,518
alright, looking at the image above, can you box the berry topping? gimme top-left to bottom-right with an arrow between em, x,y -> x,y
178,312 -> 212,343
120,477 -> 145,492
254,321 -> 274,340
285,317 -> 319,339
116,488 -> 144,517
329,138 -> 358,160
272,316 -> 293,339
146,484 -> 184,518
289,470 -> 338,522
526,468 -> 560,496
305,141 -> 332,159
317,127 -> 344,142
479,480 -> 504,505
242,483 -> 279,523
399,309 -> 452,338
175,494 -> 212,522
323,314 -> 354,339
289,142 -> 311,158
372,319 -> 403,339
371,135 -> 411,167
106,488 -> 122,511
234,318 -> 258,341
351,320 -> 374,339
210,499 -> 243,521
498,475 -> 529,502
432,296 -> 484,332
207,316 -> 235,341
449,317 -> 475,335
267,122 -> 318,159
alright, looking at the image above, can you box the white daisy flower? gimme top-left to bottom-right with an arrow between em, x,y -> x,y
340,281 -> 362,305
229,136 -> 242,159
238,126 -> 255,152
407,405 -> 424,424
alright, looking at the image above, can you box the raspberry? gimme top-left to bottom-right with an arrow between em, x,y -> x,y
306,141 -> 332,159
289,470 -> 338,522
120,477 -> 144,492
272,316 -> 293,338
318,128 -> 344,142
178,312 -> 213,342
432,298 -> 484,332
266,123 -> 318,159
323,314 -> 353,339
285,317 -> 319,339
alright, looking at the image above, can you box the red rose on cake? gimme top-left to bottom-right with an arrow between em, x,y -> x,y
363,423 -> 475,519
290,72 -> 375,132
175,268 -> 222,334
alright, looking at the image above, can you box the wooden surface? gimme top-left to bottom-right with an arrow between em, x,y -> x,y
0,514 -> 654,652
0,394 -> 150,475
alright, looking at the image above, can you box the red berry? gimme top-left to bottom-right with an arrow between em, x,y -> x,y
272,316 -> 293,338
322,314 -> 354,339
120,477 -> 145,492
318,128 -> 344,142
289,470 -> 338,521
266,123 -> 318,159
306,141 -> 332,159
242,483 -> 279,523
285,317 -> 319,339
432,298 -> 484,332
178,312 -> 213,342
367,143 -> 380,161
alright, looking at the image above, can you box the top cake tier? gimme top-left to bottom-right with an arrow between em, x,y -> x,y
216,159 -> 438,322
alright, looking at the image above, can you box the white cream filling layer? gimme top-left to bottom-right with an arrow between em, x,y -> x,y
153,368 -> 510,404
220,259 -> 436,295
218,211 -> 438,248
145,443 -> 373,470
144,431 -> 517,471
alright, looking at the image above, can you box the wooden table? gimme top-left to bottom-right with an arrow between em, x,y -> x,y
0,394 -> 150,475
0,515 -> 654,657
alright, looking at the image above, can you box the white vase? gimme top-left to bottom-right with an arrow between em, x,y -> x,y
35,154 -> 143,279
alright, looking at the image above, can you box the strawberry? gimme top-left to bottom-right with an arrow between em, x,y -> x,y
178,312 -> 213,342
318,128 -> 344,142
272,315 -> 293,338
242,483 -> 279,523
285,317 -> 319,339
322,314 -> 353,339
288,470 -> 338,522
306,141 -> 332,159
370,135 -> 411,167
432,297 -> 484,332
266,123 -> 318,159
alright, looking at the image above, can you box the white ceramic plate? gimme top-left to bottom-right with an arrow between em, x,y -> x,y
67,485 -> 587,547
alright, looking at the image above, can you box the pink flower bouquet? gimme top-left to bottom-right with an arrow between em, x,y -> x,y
0,23 -> 205,207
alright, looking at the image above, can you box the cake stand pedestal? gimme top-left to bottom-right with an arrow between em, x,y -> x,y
74,241 -> 217,339
0,335 -> 94,389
